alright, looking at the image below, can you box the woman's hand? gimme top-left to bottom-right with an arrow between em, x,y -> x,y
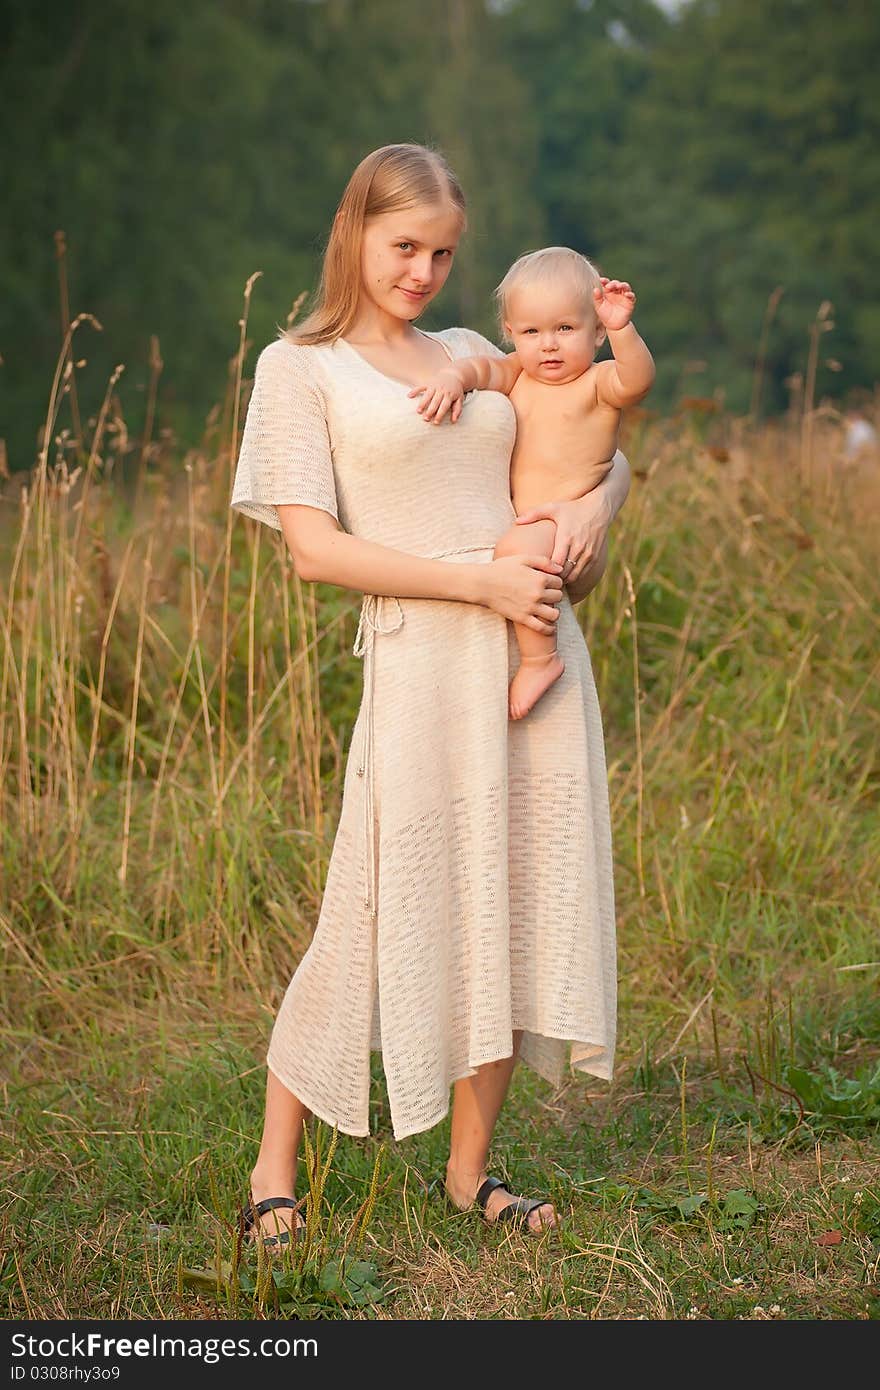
513,490 -> 613,590
407,367 -> 466,425
481,554 -> 564,634
513,449 -> 631,588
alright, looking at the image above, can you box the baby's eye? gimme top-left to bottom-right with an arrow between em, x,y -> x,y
524,328 -> 537,335
560,324 -> 573,331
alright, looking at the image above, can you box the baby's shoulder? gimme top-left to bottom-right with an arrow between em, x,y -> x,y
589,359 -> 628,412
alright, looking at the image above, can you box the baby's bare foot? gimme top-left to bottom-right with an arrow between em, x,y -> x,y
508,653 -> 565,720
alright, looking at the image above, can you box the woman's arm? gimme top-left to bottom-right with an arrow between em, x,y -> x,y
278,505 -> 565,635
564,536 -> 609,606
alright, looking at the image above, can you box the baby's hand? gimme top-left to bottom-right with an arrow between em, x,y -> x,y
407,367 -> 466,425
593,277 -> 637,332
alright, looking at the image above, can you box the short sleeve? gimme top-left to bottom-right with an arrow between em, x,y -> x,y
230,339 -> 339,532
455,327 -> 507,361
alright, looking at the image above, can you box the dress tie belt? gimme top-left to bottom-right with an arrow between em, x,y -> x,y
351,544 -> 494,924
352,594 -> 405,924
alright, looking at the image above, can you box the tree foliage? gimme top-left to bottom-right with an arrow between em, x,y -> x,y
1,0 -> 877,465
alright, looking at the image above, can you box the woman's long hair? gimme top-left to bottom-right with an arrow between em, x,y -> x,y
280,143 -> 467,346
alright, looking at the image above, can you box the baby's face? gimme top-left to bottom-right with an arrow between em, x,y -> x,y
504,281 -> 605,385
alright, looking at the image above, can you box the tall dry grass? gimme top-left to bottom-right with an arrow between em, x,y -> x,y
1,278 -> 878,1081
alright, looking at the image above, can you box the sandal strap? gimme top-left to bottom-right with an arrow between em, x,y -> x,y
240,1194 -> 300,1231
495,1196 -> 552,1222
475,1177 -> 553,1222
475,1176 -> 507,1210
252,1196 -> 299,1217
261,1228 -> 294,1248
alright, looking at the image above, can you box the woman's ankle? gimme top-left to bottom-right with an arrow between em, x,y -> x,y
250,1161 -> 298,1197
444,1159 -> 488,1200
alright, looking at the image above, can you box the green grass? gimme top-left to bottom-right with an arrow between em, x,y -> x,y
2,392 -> 879,1318
4,1025 -> 879,1319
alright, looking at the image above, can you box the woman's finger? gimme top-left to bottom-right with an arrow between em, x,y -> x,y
529,555 -> 564,573
550,537 -> 573,569
536,604 -> 560,622
515,505 -> 558,526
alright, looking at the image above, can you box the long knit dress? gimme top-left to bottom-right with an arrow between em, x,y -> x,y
230,326 -> 616,1141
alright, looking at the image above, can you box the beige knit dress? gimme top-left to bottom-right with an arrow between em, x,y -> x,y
230,326 -> 616,1141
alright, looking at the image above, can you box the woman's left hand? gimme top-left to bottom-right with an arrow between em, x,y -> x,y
514,488 -> 614,589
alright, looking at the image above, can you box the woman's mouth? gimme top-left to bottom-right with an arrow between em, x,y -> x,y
398,287 -> 428,302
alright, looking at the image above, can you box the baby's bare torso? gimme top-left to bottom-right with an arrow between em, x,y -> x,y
508,363 -> 619,514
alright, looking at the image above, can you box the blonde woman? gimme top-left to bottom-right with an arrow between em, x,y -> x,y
230,143 -> 631,1245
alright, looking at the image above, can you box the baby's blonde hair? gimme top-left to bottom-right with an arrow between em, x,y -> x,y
494,246 -> 603,344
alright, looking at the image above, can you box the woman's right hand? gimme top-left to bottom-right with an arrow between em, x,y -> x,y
481,554 -> 564,633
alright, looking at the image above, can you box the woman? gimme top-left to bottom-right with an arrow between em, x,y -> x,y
230,143 -> 630,1242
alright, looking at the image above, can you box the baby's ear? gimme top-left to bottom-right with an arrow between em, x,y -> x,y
594,321 -> 608,349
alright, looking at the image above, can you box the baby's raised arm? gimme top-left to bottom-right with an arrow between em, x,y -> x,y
592,278 -> 656,409
408,352 -> 522,425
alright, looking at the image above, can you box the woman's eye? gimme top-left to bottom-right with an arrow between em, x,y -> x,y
398,242 -> 413,251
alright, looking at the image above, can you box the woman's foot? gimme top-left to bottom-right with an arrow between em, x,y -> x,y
508,653 -> 565,720
246,1166 -> 305,1246
444,1163 -> 559,1234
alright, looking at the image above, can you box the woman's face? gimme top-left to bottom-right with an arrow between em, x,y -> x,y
359,202 -> 462,324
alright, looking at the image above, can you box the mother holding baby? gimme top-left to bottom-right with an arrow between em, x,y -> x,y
230,142 -> 632,1244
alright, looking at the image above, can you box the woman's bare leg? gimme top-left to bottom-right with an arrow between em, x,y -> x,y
444,1030 -> 558,1232
493,519 -> 565,720
248,1068 -> 311,1240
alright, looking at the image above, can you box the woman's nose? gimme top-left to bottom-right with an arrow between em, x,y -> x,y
411,256 -> 434,286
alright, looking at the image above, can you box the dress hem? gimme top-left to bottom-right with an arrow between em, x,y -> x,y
267,1031 -> 614,1143
265,1056 -> 371,1139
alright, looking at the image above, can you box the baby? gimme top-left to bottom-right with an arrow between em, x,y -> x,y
410,246 -> 655,719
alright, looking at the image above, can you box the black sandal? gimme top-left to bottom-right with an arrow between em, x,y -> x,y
443,1174 -> 559,1235
239,1194 -> 305,1249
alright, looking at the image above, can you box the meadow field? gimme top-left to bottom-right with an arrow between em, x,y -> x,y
1,321 -> 878,1320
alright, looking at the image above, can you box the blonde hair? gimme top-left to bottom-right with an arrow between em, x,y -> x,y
281,143 -> 467,346
494,246 -> 603,344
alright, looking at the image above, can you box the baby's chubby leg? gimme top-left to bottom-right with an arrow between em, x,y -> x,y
493,519 -> 565,720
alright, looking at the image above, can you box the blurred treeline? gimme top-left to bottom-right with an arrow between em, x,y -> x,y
2,0 -> 878,468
